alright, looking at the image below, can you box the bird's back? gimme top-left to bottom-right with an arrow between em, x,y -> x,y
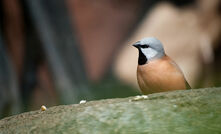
137,55 -> 189,94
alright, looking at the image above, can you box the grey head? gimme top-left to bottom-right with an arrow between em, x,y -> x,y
133,37 -> 165,65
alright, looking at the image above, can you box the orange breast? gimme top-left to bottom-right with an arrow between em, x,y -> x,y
137,56 -> 187,94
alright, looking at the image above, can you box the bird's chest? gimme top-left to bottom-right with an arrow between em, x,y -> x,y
137,60 -> 185,94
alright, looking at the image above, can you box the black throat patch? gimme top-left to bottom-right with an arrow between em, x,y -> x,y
138,48 -> 147,65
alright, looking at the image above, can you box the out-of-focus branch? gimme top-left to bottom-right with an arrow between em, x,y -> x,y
23,0 -> 92,104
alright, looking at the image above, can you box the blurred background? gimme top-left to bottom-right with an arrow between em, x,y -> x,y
0,0 -> 221,119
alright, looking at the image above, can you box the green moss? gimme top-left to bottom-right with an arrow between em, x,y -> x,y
0,88 -> 221,134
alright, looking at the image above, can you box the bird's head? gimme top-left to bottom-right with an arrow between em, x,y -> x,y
133,37 -> 165,65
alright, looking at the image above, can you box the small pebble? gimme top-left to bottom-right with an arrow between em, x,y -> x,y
79,100 -> 87,104
132,95 -> 143,101
135,95 -> 143,99
130,95 -> 149,101
141,95 -> 148,99
41,105 -> 47,111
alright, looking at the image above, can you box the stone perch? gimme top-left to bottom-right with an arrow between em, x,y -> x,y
0,88 -> 221,133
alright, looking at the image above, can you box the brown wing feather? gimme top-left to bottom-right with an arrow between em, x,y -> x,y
137,56 -> 189,94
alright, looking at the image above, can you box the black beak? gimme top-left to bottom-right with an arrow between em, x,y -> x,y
132,41 -> 140,48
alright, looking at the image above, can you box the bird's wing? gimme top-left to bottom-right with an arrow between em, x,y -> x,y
185,81 -> 191,89
168,56 -> 191,89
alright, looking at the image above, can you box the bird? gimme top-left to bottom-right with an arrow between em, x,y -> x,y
133,37 -> 191,94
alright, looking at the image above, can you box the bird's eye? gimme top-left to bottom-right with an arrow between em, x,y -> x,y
141,45 -> 149,48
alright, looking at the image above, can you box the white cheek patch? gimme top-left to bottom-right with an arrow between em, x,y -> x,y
141,48 -> 158,60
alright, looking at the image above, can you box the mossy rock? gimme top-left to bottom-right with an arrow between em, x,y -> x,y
0,88 -> 221,134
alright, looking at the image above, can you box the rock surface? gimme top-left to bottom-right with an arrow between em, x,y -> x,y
0,88 -> 221,134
